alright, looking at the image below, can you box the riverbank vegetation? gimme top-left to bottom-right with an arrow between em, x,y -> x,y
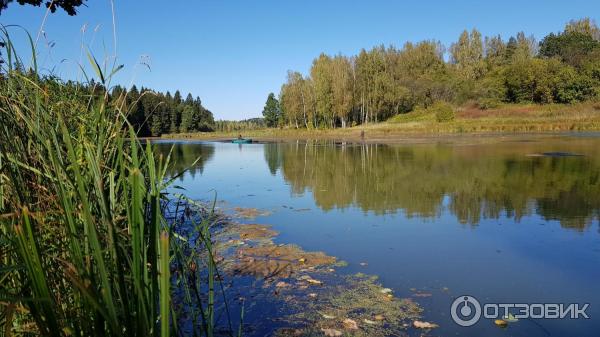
165,100 -> 600,142
268,18 -> 600,129
213,118 -> 265,133
0,29 -> 227,336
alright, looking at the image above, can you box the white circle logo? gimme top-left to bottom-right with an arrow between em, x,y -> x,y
451,295 -> 482,326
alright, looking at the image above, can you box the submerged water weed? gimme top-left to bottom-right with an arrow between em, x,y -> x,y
232,207 -> 273,219
280,274 -> 422,337
210,221 -> 425,336
232,244 -> 337,279
230,223 -> 279,240
214,222 -> 336,279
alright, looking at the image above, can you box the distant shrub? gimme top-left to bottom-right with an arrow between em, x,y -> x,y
478,98 -> 501,110
388,102 -> 456,123
387,108 -> 431,123
432,102 -> 455,122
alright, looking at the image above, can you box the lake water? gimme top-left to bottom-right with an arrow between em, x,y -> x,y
155,134 -> 600,337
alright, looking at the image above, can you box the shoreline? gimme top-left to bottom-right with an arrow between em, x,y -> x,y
150,129 -> 600,146
152,102 -> 600,144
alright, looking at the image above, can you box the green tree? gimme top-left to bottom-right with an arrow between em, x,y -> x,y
280,73 -> 304,128
450,29 -> 485,80
539,31 -> 600,67
262,92 -> 281,127
565,18 -> 600,41
484,35 -> 507,65
331,55 -> 354,127
179,105 -> 194,133
311,54 -> 334,127
166,91 -> 180,133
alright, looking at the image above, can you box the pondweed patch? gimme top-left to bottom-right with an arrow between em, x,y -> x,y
211,219 -> 427,336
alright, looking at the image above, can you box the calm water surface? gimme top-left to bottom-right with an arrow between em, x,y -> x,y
155,135 -> 600,337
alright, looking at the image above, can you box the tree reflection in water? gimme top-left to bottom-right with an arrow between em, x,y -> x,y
153,141 -> 215,180
264,139 -> 600,230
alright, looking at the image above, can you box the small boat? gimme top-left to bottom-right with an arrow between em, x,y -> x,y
231,138 -> 253,144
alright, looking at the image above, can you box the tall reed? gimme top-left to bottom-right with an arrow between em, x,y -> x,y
0,28 -> 225,337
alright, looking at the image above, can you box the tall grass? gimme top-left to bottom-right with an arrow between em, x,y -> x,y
0,28 -> 228,336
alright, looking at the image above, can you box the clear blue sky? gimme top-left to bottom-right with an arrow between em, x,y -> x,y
1,0 -> 599,120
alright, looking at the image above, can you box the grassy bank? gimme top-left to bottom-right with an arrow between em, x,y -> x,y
0,31 -> 224,337
163,102 -> 600,143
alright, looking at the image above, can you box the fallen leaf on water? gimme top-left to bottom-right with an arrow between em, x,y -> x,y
413,320 -> 439,329
343,318 -> 359,330
299,275 -> 323,285
321,328 -> 342,337
494,319 -> 508,328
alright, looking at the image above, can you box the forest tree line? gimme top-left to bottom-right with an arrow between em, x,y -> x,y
0,71 -> 215,137
263,18 -> 600,129
213,118 -> 266,132
112,85 -> 215,136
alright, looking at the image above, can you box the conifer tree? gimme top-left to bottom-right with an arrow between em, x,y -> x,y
262,93 -> 281,127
